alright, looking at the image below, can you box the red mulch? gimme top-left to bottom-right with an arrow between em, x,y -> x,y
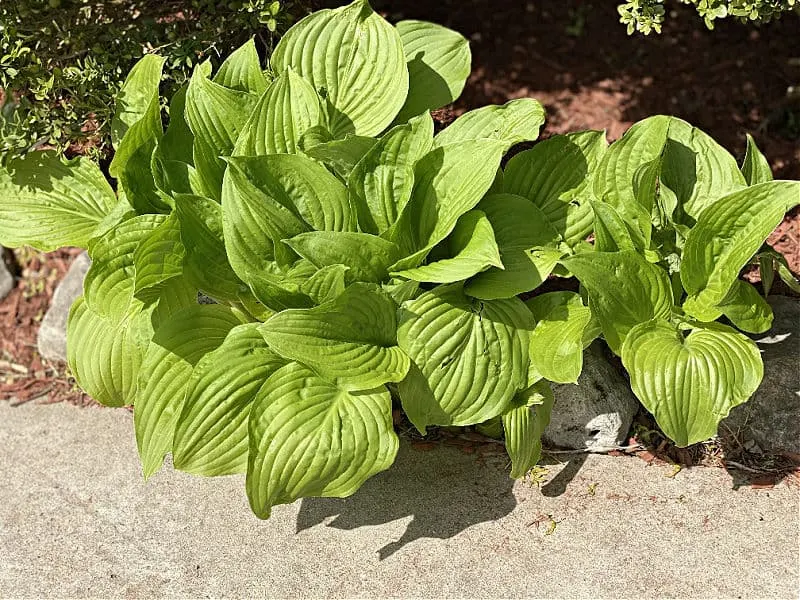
0,248 -> 96,407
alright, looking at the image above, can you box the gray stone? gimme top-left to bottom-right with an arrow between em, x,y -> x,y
723,295 -> 800,454
544,342 -> 639,450
37,251 -> 91,362
0,255 -> 13,301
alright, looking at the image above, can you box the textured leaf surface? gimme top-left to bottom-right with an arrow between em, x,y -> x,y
592,116 -> 669,242
285,231 -> 401,283
349,113 -> 433,235
391,139 -> 506,264
302,135 -> 377,179
433,99 -> 545,149
503,131 -> 607,246
67,297 -> 151,407
562,251 -> 673,354
234,68 -> 321,155
0,152 -> 119,251
503,380 -> 554,478
527,292 -> 595,384
175,195 -> 248,302
717,279 -> 773,334
135,305 -> 246,478
247,362 -> 398,519
660,117 -> 746,219
173,324 -> 286,476
260,284 -> 409,390
741,134 -> 773,186
111,54 -> 164,148
394,20 -> 470,123
133,212 -> 185,300
397,284 -> 533,426
213,38 -> 268,94
622,320 -> 763,446
185,68 -> 258,199
681,181 -> 800,319
270,0 -> 408,137
464,194 -> 561,299
84,214 -> 167,322
391,210 -> 502,283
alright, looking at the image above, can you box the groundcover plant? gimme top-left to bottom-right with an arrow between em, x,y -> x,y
1,0 -> 798,518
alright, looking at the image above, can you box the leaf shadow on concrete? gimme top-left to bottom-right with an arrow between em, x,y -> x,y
296,441 -> 518,560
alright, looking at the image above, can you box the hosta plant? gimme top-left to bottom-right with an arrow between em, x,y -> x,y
1,0 -> 798,519
519,116 -> 800,446
0,0 -> 555,518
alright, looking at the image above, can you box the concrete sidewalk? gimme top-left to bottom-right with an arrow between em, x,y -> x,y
0,401 -> 797,599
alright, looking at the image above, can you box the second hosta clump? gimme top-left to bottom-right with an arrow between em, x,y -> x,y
1,0 -> 798,518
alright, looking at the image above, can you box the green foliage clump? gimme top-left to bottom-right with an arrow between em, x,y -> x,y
618,0 -> 797,34
0,0 -> 299,156
1,0 -> 798,518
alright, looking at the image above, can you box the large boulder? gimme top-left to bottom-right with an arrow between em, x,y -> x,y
722,295 -> 800,454
543,342 -> 639,450
37,252 -> 91,363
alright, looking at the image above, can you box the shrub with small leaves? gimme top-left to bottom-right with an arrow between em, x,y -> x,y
618,0 -> 797,33
0,0 -> 303,156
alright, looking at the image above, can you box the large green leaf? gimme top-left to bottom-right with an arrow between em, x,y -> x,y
592,116 -> 669,243
301,134 -> 378,179
502,380 -> 554,479
285,231 -> 401,283
246,362 -> 398,519
660,117 -> 746,219
562,251 -> 673,354
526,292 -> 597,384
67,297 -> 151,408
390,139 -> 506,265
591,200 -> 647,253
212,38 -> 268,94
390,209 -> 502,283
622,319 -> 763,446
185,67 -> 258,199
84,214 -> 167,322
433,98 -> 545,149
270,0 -> 408,137
172,323 -> 286,476
741,134 -> 773,186
349,112 -> 434,235
133,212 -> 186,301
397,284 -> 533,427
260,284 -> 410,390
134,304 -> 246,478
503,131 -> 607,246
0,152 -> 120,251
681,181 -> 800,320
109,55 -> 170,215
301,264 -> 349,304
151,86 -> 198,198
717,279 -> 773,334
225,154 -> 354,240
393,20 -> 471,123
234,68 -> 322,156
464,193 -> 561,300
111,54 -> 164,149
174,194 -> 249,302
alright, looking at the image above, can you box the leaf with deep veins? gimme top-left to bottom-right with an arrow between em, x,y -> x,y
622,320 -> 762,446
